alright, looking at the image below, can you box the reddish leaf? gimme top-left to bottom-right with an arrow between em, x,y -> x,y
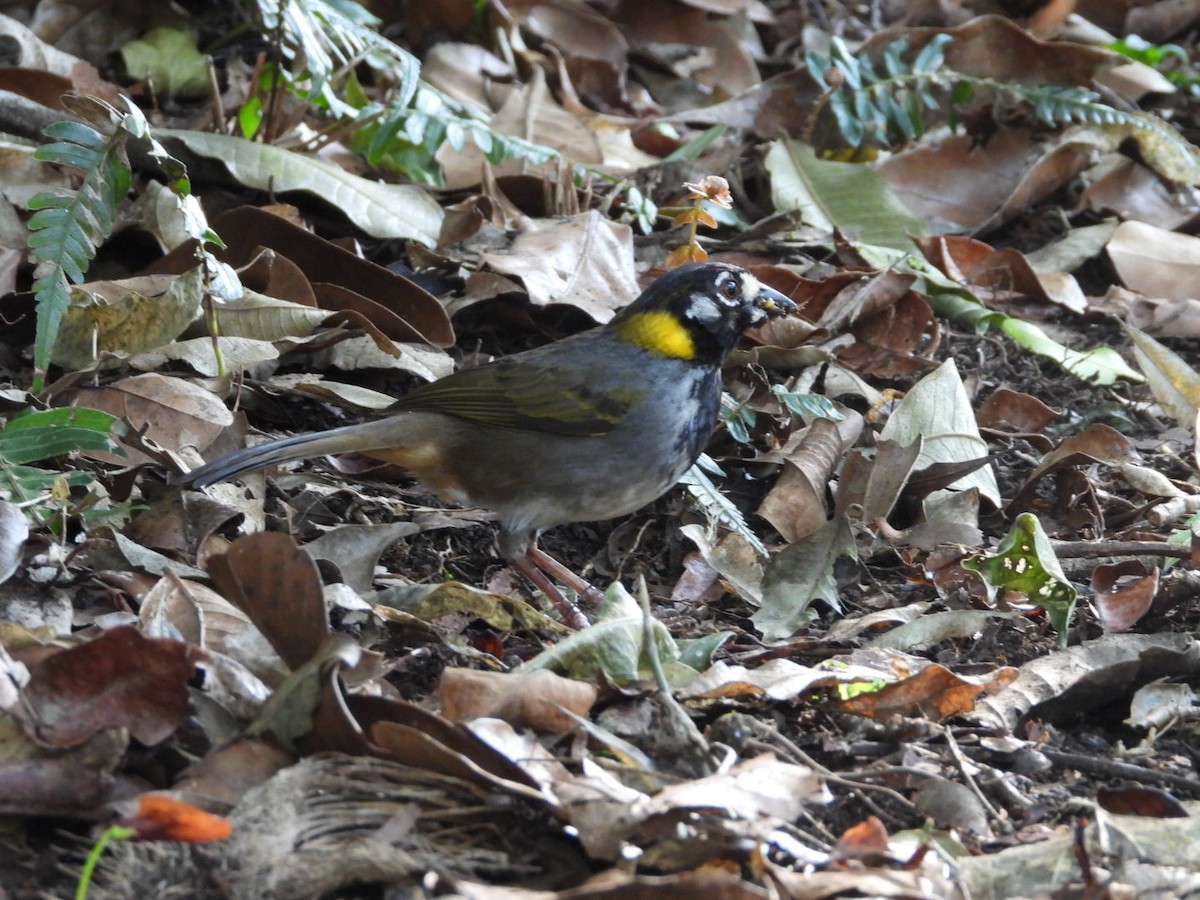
24,626 -> 201,747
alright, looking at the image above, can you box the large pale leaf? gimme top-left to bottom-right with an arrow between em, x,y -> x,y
879,359 -> 1001,507
159,130 -> 443,245
765,139 -> 926,251
1107,220 -> 1200,300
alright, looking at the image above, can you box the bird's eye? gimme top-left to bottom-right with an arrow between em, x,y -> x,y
720,278 -> 739,300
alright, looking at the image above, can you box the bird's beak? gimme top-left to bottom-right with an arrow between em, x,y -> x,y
755,284 -> 798,317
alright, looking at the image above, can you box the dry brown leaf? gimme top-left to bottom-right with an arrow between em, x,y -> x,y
1090,286 -> 1200,338
206,532 -> 329,671
614,0 -> 762,98
481,210 -> 638,321
1010,423 -> 1140,512
23,626 -> 202,747
1107,220 -> 1200,300
149,206 -> 455,347
437,667 -> 597,734
174,738 -> 295,812
880,129 -> 1098,234
0,727 -> 128,817
758,418 -> 856,543
833,662 -> 1019,722
1092,560 -> 1159,633
1080,159 -> 1200,231
976,388 -> 1060,435
71,372 -> 234,466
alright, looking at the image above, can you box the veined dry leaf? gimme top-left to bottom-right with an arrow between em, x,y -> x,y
879,358 -> 1001,506
72,372 -> 234,463
757,418 -> 848,543
481,210 -> 638,322
1108,220 -> 1200,300
1124,323 -> 1200,425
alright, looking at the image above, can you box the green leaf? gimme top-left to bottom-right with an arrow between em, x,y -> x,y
0,407 -> 117,465
676,632 -> 733,670
765,138 -> 926,251
680,455 -> 767,557
664,124 -> 728,162
772,387 -> 844,420
962,512 -> 1077,648
913,34 -> 950,72
28,101 -> 134,389
119,27 -> 209,99
42,121 -> 104,147
999,319 -> 1143,386
519,584 -> 698,687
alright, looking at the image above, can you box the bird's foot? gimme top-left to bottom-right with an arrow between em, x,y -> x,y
509,552 -> 590,629
526,547 -> 606,608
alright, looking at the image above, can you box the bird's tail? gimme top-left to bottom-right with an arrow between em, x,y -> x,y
179,420 -> 405,487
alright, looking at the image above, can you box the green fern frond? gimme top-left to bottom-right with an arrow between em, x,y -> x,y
28,97 -> 234,390
807,34 -> 1199,179
28,117 -> 132,391
681,454 -> 768,557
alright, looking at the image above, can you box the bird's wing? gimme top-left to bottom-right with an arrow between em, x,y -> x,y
395,339 -> 646,437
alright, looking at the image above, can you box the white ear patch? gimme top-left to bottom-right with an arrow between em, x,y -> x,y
686,292 -> 723,324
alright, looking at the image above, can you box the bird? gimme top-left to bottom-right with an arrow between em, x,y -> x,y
180,262 -> 796,628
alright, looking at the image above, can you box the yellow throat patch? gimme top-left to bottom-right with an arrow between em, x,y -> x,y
614,310 -> 694,359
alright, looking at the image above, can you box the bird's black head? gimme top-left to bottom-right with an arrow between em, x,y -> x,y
609,263 -> 797,365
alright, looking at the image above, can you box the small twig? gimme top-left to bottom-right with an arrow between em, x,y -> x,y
205,56 -> 226,134
1050,540 -> 1192,563
734,717 -> 919,823
1042,749 -> 1200,795
940,725 -> 1004,822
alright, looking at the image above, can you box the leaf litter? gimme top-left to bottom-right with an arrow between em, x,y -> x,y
1,2 -> 1200,898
